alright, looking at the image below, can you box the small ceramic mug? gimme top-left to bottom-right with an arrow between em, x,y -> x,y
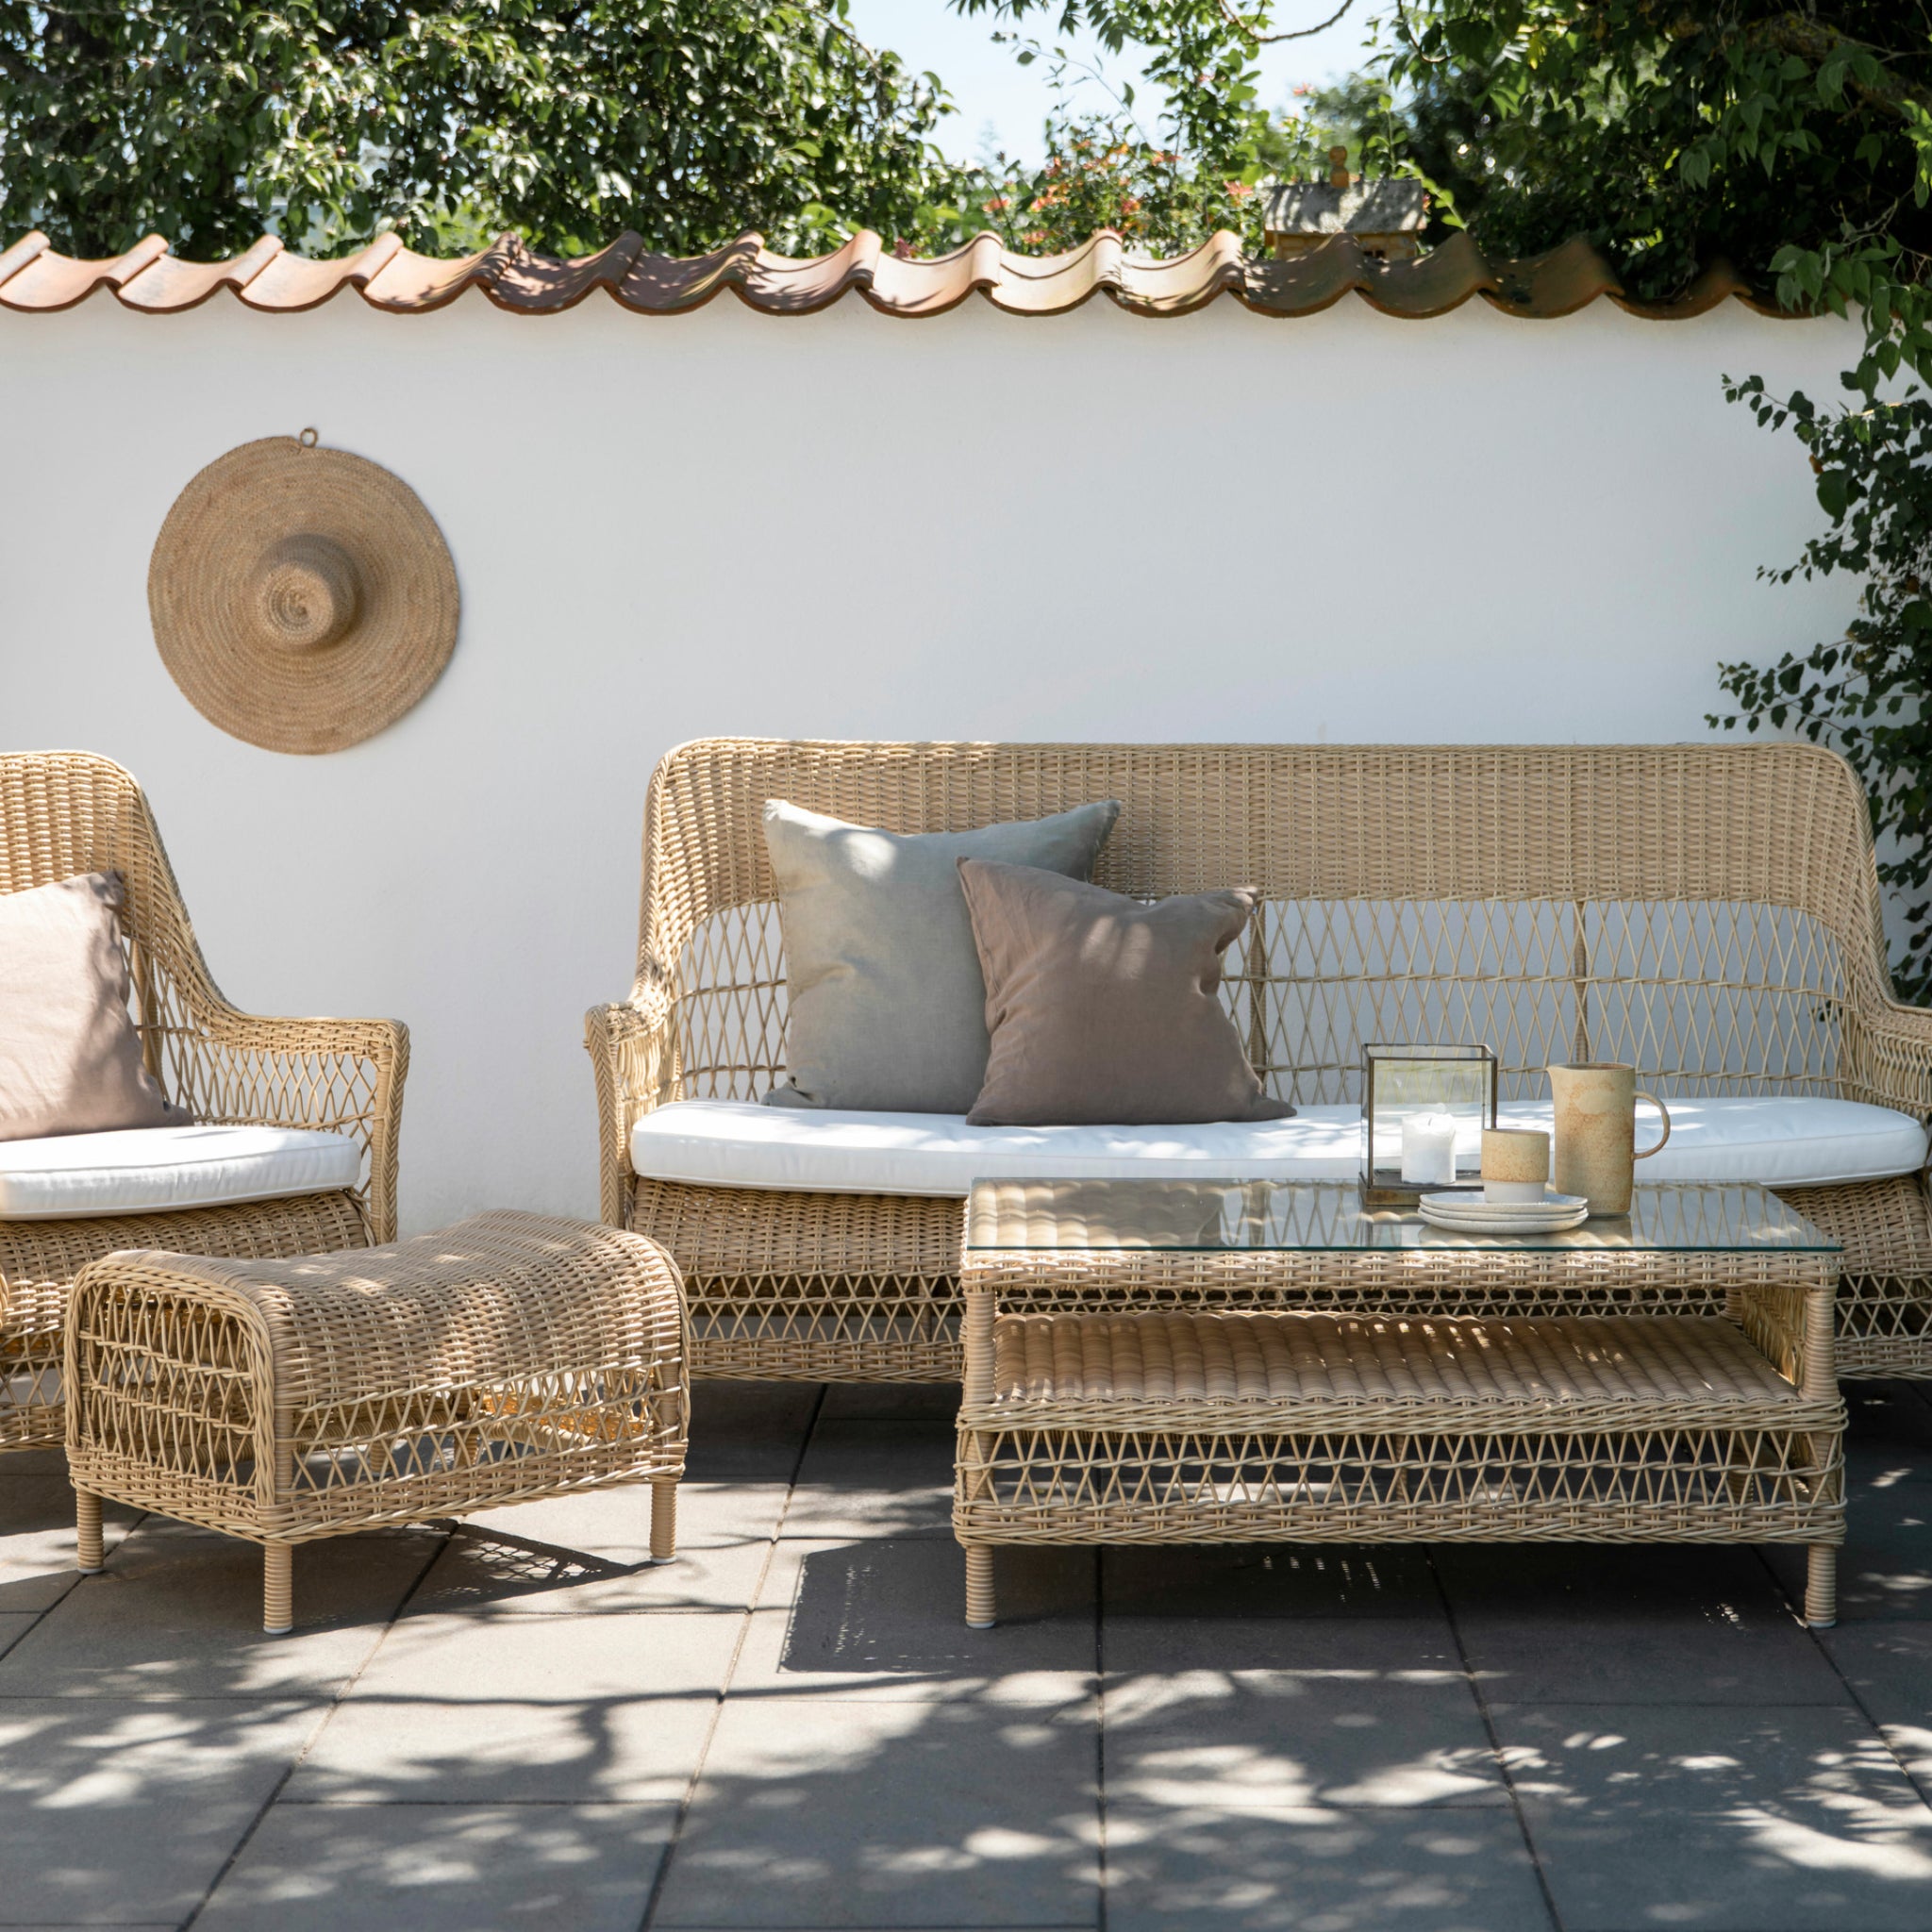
1481,1127 -> 1551,1206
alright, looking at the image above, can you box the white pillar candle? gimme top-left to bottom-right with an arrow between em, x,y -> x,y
1400,1112 -> 1460,1187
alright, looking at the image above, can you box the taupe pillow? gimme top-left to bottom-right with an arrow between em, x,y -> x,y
0,872 -> 187,1141
762,798 -> 1120,1113
958,858 -> 1295,1127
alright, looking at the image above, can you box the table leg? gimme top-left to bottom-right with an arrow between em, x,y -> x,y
959,1275 -> 1000,1627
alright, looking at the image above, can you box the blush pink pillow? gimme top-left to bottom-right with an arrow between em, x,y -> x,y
0,872 -> 188,1141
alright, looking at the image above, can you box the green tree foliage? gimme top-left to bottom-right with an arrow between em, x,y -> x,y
0,0 -> 958,258
964,117 -> 1261,252
1004,0 -> 1932,986
1715,378 -> 1932,992
1377,3 -> 1932,327
1382,6 -> 1932,991
951,0 -> 1276,166
1255,71 -> 1400,181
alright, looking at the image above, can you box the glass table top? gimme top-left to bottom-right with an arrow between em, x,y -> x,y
963,1178 -> 1839,1255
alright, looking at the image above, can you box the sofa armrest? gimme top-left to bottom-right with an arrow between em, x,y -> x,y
160,1007 -> 410,1241
585,987 -> 677,1228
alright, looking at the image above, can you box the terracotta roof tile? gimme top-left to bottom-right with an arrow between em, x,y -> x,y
0,233 -> 169,310
0,226 -> 1786,322
237,234 -> 405,310
610,232 -> 762,312
115,235 -> 286,311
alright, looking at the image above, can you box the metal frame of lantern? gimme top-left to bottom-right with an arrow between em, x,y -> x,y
1361,1042 -> 1499,1209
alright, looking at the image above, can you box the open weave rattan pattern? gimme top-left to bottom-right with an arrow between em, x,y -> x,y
64,1211 -> 689,1632
586,739 -> 1932,1384
953,1191 -> 1844,1629
0,226 -> 1774,321
0,751 -> 408,1450
148,436 -> 460,755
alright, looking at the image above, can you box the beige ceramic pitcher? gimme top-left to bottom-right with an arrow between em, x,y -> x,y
1547,1063 -> 1671,1215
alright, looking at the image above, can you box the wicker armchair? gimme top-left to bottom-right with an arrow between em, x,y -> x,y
587,740 -> 1932,1383
1,752 -> 408,1450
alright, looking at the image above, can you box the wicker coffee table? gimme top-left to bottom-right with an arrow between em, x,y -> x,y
954,1179 -> 1844,1629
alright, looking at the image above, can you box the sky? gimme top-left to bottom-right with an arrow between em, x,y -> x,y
841,0 -> 1377,165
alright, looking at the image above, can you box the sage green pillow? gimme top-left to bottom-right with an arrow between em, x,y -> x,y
762,798 -> 1120,1113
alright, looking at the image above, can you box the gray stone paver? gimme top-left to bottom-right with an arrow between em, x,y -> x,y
286,1607 -> 744,1804
654,1693 -> 1102,1929
1818,1622 -> 1932,1800
1104,1807 -> 1552,1932
1104,1618 -> 1506,1812
0,1697 -> 325,1924
1102,1540 -> 1444,1619
0,1472 -> 138,1612
1496,1701 -> 1932,1931
409,1481 -> 789,1618
0,1378 -> 1924,1930
783,1421 -> 959,1541
735,1537 -> 1096,1703
0,1519 -> 437,1699
1433,1541 -> 1856,1707
194,1802 -> 676,1932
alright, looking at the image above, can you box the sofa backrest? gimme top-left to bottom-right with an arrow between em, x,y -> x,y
634,740 -> 1894,1107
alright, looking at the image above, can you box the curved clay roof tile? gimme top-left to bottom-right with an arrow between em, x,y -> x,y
0,226 -> 1787,322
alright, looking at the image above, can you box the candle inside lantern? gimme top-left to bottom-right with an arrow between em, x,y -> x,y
1400,1112 -> 1460,1187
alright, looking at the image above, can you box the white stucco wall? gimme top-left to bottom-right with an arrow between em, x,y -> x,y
0,288 -> 1866,1230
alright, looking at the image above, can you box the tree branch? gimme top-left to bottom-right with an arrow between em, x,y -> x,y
1752,16 -> 1932,120
1213,0 -> 1352,48
0,39 -> 44,85
1391,0 -> 1446,66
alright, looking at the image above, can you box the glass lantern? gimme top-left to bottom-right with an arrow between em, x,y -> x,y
1361,1042 -> 1498,1208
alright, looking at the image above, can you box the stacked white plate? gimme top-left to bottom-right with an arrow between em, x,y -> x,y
1418,1191 -> 1591,1234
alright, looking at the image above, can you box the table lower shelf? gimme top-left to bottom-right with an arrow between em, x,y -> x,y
955,1309 -> 1845,1552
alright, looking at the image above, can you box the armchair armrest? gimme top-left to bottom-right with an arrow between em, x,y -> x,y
158,1003 -> 409,1241
1848,993 -> 1932,1121
584,983 -> 677,1228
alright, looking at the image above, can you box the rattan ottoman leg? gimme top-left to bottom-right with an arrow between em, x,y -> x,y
263,1544 -> 293,1636
75,1491 -> 104,1574
650,1477 -> 678,1562
1806,1544 -> 1837,1628
965,1545 -> 996,1628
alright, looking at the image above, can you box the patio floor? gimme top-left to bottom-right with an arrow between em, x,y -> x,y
2,1376 -> 1929,1932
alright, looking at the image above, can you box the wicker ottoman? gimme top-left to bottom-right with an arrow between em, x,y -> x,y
63,1211 -> 689,1632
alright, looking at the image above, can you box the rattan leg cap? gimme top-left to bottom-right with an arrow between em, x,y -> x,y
965,1617 -> 996,1630
1807,1614 -> 1838,1629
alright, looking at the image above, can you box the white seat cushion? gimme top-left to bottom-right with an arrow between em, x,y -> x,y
629,1096 -> 1928,1199
0,1124 -> 363,1221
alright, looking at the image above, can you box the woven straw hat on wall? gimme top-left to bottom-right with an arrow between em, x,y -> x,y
148,432 -> 460,755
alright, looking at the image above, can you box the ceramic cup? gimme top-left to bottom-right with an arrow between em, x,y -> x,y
1547,1062 -> 1671,1215
1481,1127 -> 1551,1205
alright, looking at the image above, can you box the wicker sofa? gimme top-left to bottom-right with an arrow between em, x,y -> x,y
1,752 -> 408,1450
586,739 -> 1932,1383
